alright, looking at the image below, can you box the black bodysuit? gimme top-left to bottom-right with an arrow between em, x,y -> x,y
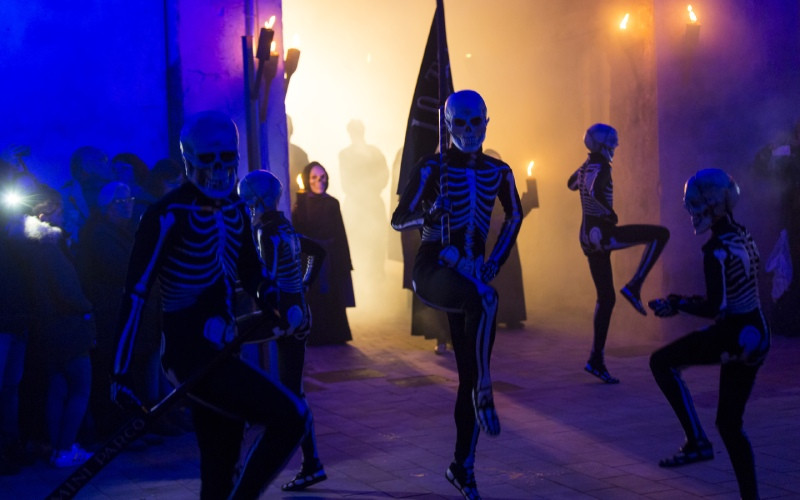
568,153 -> 669,362
650,215 -> 770,500
392,147 -> 521,469
114,182 -> 308,499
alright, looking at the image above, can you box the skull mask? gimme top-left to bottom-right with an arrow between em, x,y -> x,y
444,90 -> 488,153
584,123 -> 619,162
180,111 -> 240,199
238,169 -> 282,225
683,168 -> 740,234
302,162 -> 329,195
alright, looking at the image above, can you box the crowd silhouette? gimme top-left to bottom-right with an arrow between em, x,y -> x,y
0,144 -> 191,475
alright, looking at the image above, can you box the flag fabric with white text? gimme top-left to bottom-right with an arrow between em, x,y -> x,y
396,3 -> 453,196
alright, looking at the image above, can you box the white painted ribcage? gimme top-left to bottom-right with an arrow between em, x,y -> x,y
262,226 -> 304,294
576,163 -> 613,218
717,229 -> 761,315
446,166 -> 501,243
160,205 -> 244,312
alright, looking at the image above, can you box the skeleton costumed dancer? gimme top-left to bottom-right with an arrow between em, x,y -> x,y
237,170 -> 328,492
392,90 -> 521,500
112,111 -> 308,499
568,123 -> 670,383
649,169 -> 770,500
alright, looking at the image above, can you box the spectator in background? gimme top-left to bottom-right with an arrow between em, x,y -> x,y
110,153 -> 148,188
74,182 -> 142,442
110,152 -> 149,228
338,119 -> 389,288
0,159 -> 38,475
133,157 -> 185,230
60,146 -> 113,248
293,161 -> 355,345
145,158 -> 185,198
28,187 -> 96,468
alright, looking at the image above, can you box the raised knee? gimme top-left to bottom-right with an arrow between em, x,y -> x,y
658,226 -> 670,244
481,286 -> 497,306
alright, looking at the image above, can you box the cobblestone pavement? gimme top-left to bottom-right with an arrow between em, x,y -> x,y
4,286 -> 799,499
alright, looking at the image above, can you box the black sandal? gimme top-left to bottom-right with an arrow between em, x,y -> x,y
446,462 -> 482,500
584,361 -> 620,384
658,440 -> 713,467
280,466 -> 327,491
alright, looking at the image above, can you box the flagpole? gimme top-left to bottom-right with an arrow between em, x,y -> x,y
436,0 -> 450,247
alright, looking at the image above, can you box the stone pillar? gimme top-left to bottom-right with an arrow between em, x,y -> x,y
172,0 -> 289,213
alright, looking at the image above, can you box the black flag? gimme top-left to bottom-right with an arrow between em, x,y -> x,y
396,1 -> 453,195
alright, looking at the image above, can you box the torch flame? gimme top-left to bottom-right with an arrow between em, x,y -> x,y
527,161 -> 535,177
687,5 -> 697,23
265,16 -> 276,29
296,174 -> 304,191
619,13 -> 630,30
270,41 -> 277,53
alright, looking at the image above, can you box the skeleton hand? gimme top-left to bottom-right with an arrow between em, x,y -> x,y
203,316 -> 236,348
456,257 -> 482,279
647,294 -> 682,318
439,246 -> 481,279
479,259 -> 499,283
272,305 -> 305,339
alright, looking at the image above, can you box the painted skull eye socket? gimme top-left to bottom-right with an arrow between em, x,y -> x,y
453,118 -> 466,127
685,198 -> 706,214
197,153 -> 216,164
196,151 -> 237,164
469,117 -> 482,126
